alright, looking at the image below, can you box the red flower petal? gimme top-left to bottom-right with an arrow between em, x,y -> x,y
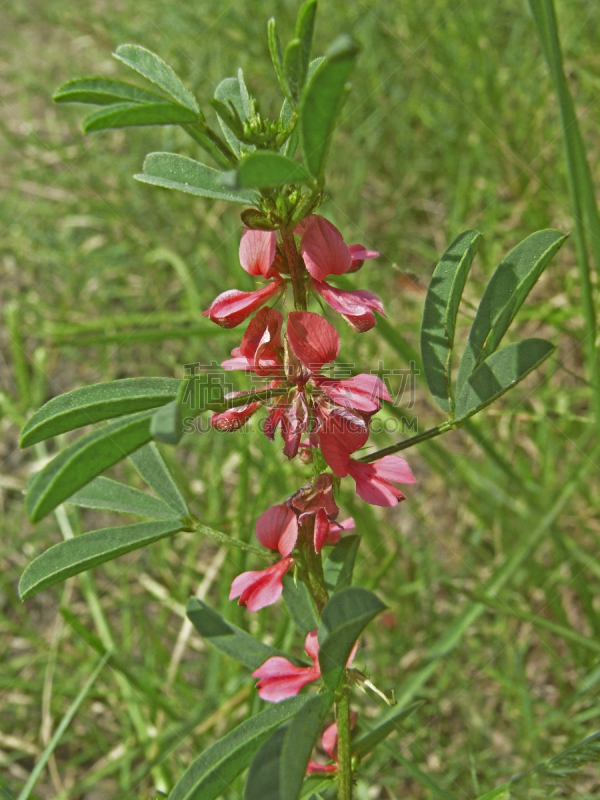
300,215 -> 352,281
371,455 -> 417,484
286,311 -> 340,370
341,310 -> 377,332
318,409 -> 370,477
304,629 -> 320,664
203,281 -> 282,328
239,229 -> 277,277
313,508 -> 330,553
211,402 -> 260,431
255,504 -> 298,556
347,460 -> 406,507
317,373 -> 390,412
306,761 -> 338,774
312,280 -> 385,318
348,243 -> 379,273
229,557 -> 293,612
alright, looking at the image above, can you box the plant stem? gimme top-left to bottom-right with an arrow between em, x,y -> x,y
301,516 -> 329,613
182,123 -> 237,168
359,421 -> 453,462
336,687 -> 353,800
281,229 -> 308,310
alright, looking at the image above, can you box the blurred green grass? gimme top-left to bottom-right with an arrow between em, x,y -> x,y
1,0 -> 600,798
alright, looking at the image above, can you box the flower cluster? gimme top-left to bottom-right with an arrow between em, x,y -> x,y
229,480 -> 354,612
204,215 -> 417,613
203,215 -> 382,330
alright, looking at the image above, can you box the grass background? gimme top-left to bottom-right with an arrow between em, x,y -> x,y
1,0 -> 600,797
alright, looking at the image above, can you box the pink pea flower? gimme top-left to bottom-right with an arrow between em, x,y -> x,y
306,713 -> 358,774
299,215 -> 378,281
310,278 -> 386,333
239,229 -> 278,278
202,280 -> 283,329
229,504 -> 298,611
211,401 -> 261,432
204,229 -> 287,328
222,307 -> 284,375
252,629 -> 321,702
218,309 -> 390,470
289,473 -> 353,552
347,455 -> 417,507
313,509 -> 356,553
253,629 -> 358,702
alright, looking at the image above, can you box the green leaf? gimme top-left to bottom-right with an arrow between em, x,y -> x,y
268,18 -> 288,100
283,39 -> 303,104
19,519 -> 185,599
244,693 -> 334,800
82,102 -> 198,133
420,230 -> 482,412
456,229 -> 566,394
68,476 -> 178,520
0,775 -> 17,800
150,398 -> 184,445
352,701 -> 422,759
294,0 -> 318,92
20,378 -> 180,448
237,68 -> 252,118
454,338 -> 555,420
169,696 -> 310,800
300,35 -> 359,182
279,58 -> 323,158
318,587 -> 386,690
114,44 -> 199,113
282,575 -> 319,635
213,76 -> 251,157
187,598 -> 306,670
25,411 -> 154,522
53,77 -> 163,105
136,153 -> 258,205
323,534 -> 361,593
129,443 -> 188,516
229,152 -> 312,189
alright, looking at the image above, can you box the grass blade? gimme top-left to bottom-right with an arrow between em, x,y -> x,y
16,653 -> 109,800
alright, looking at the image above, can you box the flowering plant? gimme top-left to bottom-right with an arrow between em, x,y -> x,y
15,2 -> 566,798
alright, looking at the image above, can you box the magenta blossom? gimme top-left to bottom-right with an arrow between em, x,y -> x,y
220,309 -> 389,461
229,504 -> 298,611
347,455 -> 417,507
306,713 -> 358,774
252,629 -> 321,703
203,229 -> 285,328
310,278 -> 386,333
298,215 -> 378,281
252,629 -> 358,703
297,214 -> 383,331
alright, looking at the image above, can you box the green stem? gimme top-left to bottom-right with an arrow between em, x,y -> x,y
301,517 -> 329,613
182,123 -> 237,169
528,0 -> 600,427
281,229 -> 308,310
359,421 -> 453,463
336,688 -> 353,800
